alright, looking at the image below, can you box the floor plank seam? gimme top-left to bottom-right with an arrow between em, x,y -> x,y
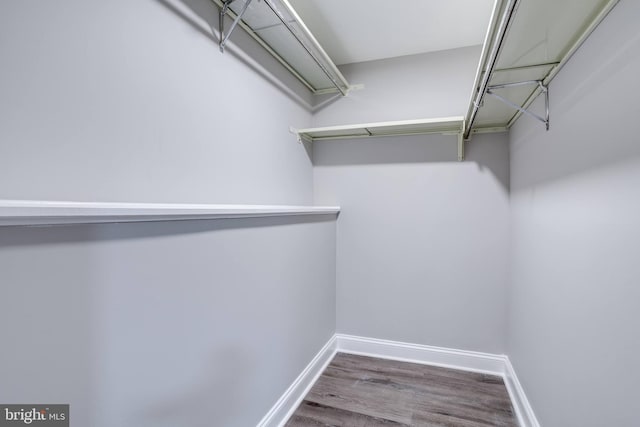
285,352 -> 518,427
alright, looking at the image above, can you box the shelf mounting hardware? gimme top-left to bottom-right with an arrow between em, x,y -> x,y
458,121 -> 466,162
486,80 -> 549,130
211,0 -> 351,94
465,0 -> 521,139
219,0 -> 252,53
260,0 -> 348,96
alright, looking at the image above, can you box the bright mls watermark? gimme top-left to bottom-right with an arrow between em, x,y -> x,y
0,405 -> 68,426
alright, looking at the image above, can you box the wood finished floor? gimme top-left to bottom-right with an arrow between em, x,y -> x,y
285,353 -> 518,427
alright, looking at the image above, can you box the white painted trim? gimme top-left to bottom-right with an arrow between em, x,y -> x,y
258,334 -> 540,427
0,200 -> 340,226
295,116 -> 465,142
336,334 -> 506,376
298,116 -> 465,133
504,357 -> 541,427
256,335 -> 337,427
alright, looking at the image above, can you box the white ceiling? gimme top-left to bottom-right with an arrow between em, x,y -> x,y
288,0 -> 495,65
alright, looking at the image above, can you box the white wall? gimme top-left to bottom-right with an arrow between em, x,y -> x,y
0,217 -> 336,427
314,132 -> 510,353
311,46 -> 481,126
10,1 -> 639,425
507,1 -> 640,425
0,1 -> 336,426
0,0 -> 313,204
312,48 -> 510,354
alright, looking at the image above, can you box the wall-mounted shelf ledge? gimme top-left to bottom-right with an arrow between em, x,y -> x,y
293,116 -> 466,161
465,0 -> 619,137
294,117 -> 465,142
0,200 -> 340,227
212,0 -> 350,95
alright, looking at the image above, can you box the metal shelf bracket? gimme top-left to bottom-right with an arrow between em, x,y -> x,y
219,0 -> 252,53
212,0 -> 352,95
458,121 -> 466,162
486,80 -> 550,131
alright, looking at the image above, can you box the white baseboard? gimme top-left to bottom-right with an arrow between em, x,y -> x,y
503,357 -> 541,427
256,335 -> 337,427
336,334 -> 506,376
258,333 -> 539,427
335,334 -> 540,427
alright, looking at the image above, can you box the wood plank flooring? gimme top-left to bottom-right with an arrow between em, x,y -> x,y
285,353 -> 518,427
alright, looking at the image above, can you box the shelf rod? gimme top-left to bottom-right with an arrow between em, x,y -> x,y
465,0 -> 521,139
251,20 -> 295,32
278,0 -> 350,94
493,62 -> 560,73
212,0 -> 317,93
464,0 -> 504,138
487,80 -> 543,90
261,0 -> 348,96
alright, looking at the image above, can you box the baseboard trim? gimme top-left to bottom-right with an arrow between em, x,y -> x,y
256,335 -> 337,427
336,334 -> 505,376
335,334 -> 540,427
504,357 -> 541,427
258,333 -> 539,427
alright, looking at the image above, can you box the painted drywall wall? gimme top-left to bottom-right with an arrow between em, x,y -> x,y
0,0 -> 313,204
311,46 -> 481,126
507,1 -> 640,425
0,1 -> 337,426
312,47 -> 509,354
314,132 -> 510,353
0,217 -> 336,427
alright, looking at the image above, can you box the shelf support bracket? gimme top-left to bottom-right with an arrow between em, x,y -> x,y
219,0 -> 252,53
458,121 -> 465,162
458,132 -> 464,162
486,80 -> 550,130
289,126 -> 311,144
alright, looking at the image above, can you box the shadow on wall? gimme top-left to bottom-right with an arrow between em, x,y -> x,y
312,134 -> 457,166
312,132 -> 510,193
0,214 -> 336,426
0,214 -> 335,247
0,228 -> 97,426
154,0 -> 314,110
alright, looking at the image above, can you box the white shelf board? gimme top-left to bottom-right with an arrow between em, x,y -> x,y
0,200 -> 340,227
295,117 -> 465,142
468,0 -> 619,133
212,0 -> 350,95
